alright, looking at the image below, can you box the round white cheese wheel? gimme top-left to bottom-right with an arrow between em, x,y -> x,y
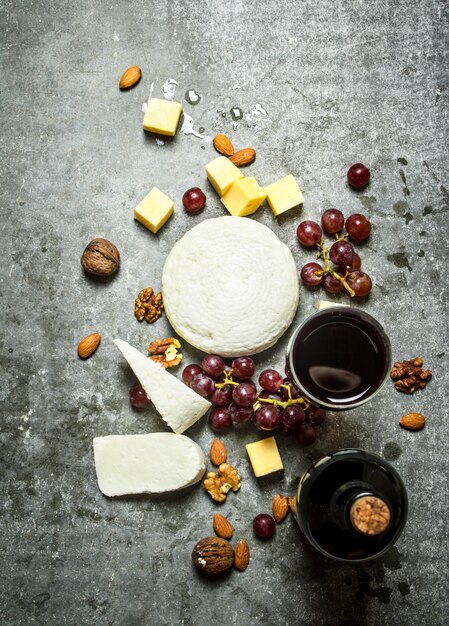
162,217 -> 299,356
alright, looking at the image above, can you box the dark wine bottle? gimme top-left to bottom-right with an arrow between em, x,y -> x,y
295,449 -> 408,562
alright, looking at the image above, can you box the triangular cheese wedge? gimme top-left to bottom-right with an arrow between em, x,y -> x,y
114,339 -> 211,433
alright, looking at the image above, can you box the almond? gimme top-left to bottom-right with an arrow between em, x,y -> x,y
119,65 -> 142,90
272,495 -> 289,523
213,513 -> 233,539
78,332 -> 101,359
213,134 -> 234,157
234,539 -> 250,571
229,148 -> 256,167
288,496 -> 297,515
399,412 -> 426,431
209,439 -> 227,466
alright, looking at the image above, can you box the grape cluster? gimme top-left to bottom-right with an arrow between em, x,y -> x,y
297,209 -> 373,298
182,355 -> 326,446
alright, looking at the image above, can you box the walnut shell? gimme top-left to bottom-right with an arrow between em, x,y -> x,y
81,238 -> 120,277
191,537 -> 234,577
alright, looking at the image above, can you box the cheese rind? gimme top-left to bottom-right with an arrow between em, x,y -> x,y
143,98 -> 183,136
134,187 -> 174,234
264,175 -> 304,216
205,156 -> 244,196
114,339 -> 211,433
246,437 -> 284,477
93,433 -> 206,496
221,177 -> 267,217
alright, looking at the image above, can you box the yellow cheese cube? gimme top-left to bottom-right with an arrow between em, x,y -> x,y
205,156 -> 244,196
134,187 -> 174,234
245,437 -> 284,478
143,98 -> 183,136
221,177 -> 267,217
264,175 -> 304,216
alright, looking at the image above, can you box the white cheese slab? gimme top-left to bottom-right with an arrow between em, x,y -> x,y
114,339 -> 211,434
161,216 -> 299,356
93,433 -> 206,497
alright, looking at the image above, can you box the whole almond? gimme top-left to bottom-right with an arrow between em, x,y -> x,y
399,412 -> 426,430
210,439 -> 227,466
78,333 -> 101,359
234,539 -> 250,571
272,495 -> 289,523
213,134 -> 234,157
213,513 -> 233,539
119,65 -> 142,90
288,496 -> 297,515
229,148 -> 256,167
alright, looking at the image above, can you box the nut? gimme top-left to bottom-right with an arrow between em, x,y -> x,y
399,412 -> 426,430
218,463 -> 241,493
81,238 -> 120,277
213,513 -> 233,539
77,332 -> 101,359
234,539 -> 250,571
272,495 -> 289,523
134,288 -> 163,324
288,496 -> 297,515
192,537 -> 234,577
119,65 -> 142,89
210,439 -> 227,466
148,338 -> 182,368
203,463 -> 241,502
213,134 -> 234,157
229,148 -> 256,167
390,357 -> 432,394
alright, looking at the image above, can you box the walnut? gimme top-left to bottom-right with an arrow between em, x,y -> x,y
148,338 -> 182,368
81,238 -> 120,277
203,472 -> 227,503
134,288 -> 163,323
390,357 -> 432,393
203,463 -> 241,503
218,463 -> 241,493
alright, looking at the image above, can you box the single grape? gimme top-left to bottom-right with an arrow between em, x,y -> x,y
323,272 -> 344,294
259,369 -> 283,393
210,385 -> 232,407
254,405 -> 282,430
253,513 -> 276,539
296,221 -> 322,247
182,364 -> 203,386
280,378 -> 301,400
301,262 -> 324,286
129,383 -> 151,408
229,402 -> 253,424
296,424 -> 317,445
191,373 -> 215,397
347,271 -> 372,297
345,213 -> 372,240
182,187 -> 206,214
347,163 -> 370,189
282,405 -> 305,432
321,208 -> 344,234
231,356 -> 255,380
232,382 -> 257,407
208,407 -> 232,431
309,406 -> 326,425
201,354 -> 225,377
329,240 -> 354,266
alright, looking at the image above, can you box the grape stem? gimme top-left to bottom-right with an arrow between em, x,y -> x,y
316,238 -> 355,297
215,374 -> 311,411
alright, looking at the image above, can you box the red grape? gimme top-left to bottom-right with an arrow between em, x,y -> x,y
254,405 -> 282,430
182,364 -> 203,386
229,402 -> 253,424
347,163 -> 370,189
232,382 -> 257,407
309,406 -> 326,425
210,386 -> 232,407
296,424 -> 317,445
296,221 -> 322,247
258,390 -> 284,403
323,272 -> 344,294
129,383 -> 151,408
282,405 -> 305,431
347,271 -> 372,297
280,378 -> 301,400
253,513 -> 276,539
321,208 -> 344,234
201,354 -> 225,377
259,369 -> 283,392
182,187 -> 206,214
345,213 -> 372,240
301,262 -> 324,286
329,240 -> 354,266
191,374 -> 215,397
231,356 -> 255,380
208,407 -> 232,431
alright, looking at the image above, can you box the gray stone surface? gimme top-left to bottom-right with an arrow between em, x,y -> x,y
1,0 -> 448,624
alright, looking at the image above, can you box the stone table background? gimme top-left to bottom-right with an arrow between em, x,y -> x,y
1,0 -> 448,624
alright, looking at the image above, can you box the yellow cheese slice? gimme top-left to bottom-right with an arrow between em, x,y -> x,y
265,175 -> 304,216
205,156 -> 244,196
246,436 -> 284,477
143,98 -> 183,136
134,187 -> 174,234
221,177 -> 267,217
